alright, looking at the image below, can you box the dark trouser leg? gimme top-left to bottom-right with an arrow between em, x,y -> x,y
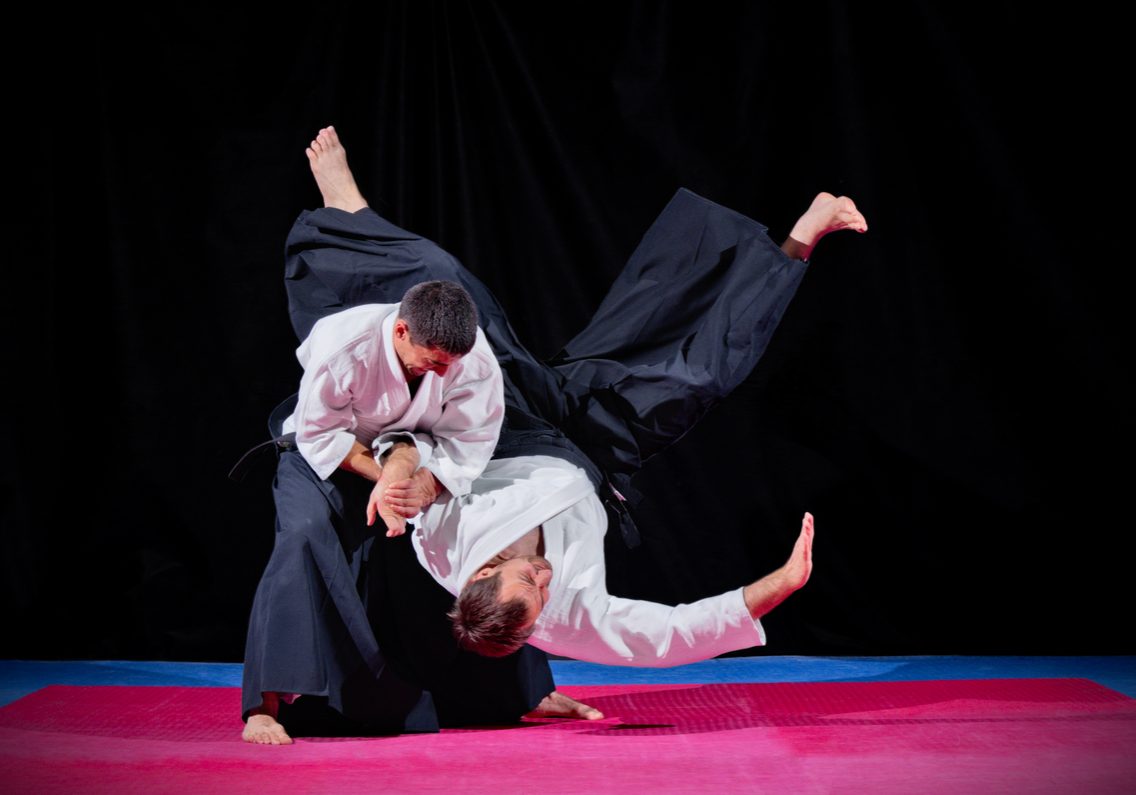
241,450 -> 437,733
551,188 -> 808,483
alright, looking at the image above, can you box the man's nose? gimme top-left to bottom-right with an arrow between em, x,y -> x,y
432,364 -> 448,375
534,568 -> 552,587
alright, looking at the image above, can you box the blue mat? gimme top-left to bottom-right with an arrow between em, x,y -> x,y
2,656 -> 1133,708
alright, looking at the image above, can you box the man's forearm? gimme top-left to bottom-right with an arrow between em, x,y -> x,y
340,438 -> 426,483
742,568 -> 799,620
379,441 -> 420,483
340,439 -> 383,482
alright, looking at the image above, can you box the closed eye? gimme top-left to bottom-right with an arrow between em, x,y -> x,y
520,572 -> 548,609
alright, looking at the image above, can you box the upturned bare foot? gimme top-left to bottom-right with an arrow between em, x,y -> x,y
306,125 -> 368,212
527,690 -> 605,720
782,192 -> 868,261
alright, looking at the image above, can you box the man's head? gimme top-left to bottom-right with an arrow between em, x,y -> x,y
393,280 -> 478,378
448,556 -> 553,657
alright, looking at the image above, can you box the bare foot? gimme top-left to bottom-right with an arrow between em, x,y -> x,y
783,193 -> 868,260
242,713 -> 293,745
527,690 -> 605,720
242,692 -> 293,745
306,126 -> 368,213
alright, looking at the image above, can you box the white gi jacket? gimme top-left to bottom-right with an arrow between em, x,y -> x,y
412,455 -> 767,666
283,303 -> 504,496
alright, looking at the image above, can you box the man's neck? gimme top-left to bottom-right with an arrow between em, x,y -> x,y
406,371 -> 422,398
482,526 -> 544,568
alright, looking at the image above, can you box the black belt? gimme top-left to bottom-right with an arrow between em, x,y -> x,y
227,432 -> 297,482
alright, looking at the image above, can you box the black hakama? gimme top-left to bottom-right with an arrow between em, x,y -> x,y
241,187 -> 805,733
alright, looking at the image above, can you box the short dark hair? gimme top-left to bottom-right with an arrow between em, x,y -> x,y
398,280 -> 478,356
448,572 -> 534,657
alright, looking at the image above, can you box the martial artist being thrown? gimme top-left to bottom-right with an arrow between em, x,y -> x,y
372,189 -> 866,668
244,125 -> 866,744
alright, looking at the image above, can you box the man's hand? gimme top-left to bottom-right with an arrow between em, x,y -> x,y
339,440 -> 383,482
383,468 -> 443,519
366,440 -> 421,537
367,478 -> 407,537
743,512 -> 814,620
780,511 -> 814,591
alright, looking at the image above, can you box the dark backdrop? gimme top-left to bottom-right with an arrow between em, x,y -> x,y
4,2 -> 1129,661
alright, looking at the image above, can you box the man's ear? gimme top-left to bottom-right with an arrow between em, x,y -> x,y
393,318 -> 410,340
471,566 -> 496,581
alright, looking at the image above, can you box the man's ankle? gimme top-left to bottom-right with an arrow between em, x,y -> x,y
781,236 -> 811,262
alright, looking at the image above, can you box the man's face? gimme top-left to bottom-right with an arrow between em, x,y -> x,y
392,319 -> 460,379
480,555 -> 553,628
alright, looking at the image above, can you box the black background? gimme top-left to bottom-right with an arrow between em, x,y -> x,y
4,2 -> 1130,661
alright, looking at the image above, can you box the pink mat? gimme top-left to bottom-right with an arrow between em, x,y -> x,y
2,679 -> 1133,793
